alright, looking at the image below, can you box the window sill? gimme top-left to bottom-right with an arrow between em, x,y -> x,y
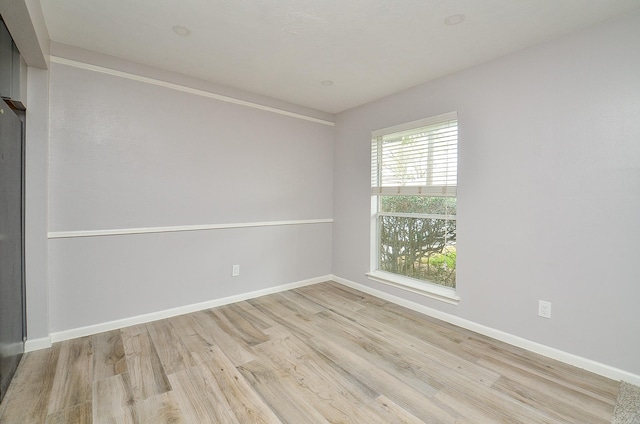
366,271 -> 460,305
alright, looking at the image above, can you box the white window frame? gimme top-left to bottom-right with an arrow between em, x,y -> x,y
367,112 -> 460,305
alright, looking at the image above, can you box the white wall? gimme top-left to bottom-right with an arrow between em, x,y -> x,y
2,0 -> 54,347
333,11 -> 640,376
24,66 -> 49,341
47,46 -> 334,333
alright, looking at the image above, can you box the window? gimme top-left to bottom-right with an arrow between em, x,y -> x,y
368,112 -> 459,304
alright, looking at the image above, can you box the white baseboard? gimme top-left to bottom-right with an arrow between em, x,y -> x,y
29,273 -> 640,387
49,275 -> 331,344
24,336 -> 52,352
331,274 -> 640,387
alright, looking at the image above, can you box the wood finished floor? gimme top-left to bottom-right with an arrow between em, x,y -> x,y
0,281 -> 620,423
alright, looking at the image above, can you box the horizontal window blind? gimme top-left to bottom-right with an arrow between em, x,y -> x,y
372,112 -> 458,197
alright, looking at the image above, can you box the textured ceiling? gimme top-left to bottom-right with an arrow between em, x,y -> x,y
40,0 -> 640,114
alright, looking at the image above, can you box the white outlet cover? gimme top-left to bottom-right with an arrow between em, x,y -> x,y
232,264 -> 240,277
538,300 -> 551,318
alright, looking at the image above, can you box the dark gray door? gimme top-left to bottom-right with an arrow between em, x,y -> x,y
0,104 -> 25,402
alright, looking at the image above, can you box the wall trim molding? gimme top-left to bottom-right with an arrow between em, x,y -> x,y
24,336 -> 52,352
49,275 -> 332,344
330,274 -> 640,386
50,56 -> 335,127
48,218 -> 333,239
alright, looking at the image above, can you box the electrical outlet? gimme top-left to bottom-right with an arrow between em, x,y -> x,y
232,264 -> 240,277
538,300 -> 551,319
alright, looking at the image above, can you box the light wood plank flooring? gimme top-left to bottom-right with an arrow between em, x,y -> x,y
0,281 -> 620,423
